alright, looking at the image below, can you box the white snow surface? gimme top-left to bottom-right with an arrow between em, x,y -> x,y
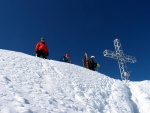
0,49 -> 150,113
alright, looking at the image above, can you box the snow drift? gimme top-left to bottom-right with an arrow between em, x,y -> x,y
0,49 -> 150,113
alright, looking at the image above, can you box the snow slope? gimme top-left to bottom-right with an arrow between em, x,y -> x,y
0,49 -> 150,113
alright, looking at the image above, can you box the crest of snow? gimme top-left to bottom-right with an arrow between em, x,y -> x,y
0,49 -> 150,113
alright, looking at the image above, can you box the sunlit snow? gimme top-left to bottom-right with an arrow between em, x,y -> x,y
0,49 -> 149,113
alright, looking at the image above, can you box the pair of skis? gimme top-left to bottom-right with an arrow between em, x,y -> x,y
82,52 -> 89,68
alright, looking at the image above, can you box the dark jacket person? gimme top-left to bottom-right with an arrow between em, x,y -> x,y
88,56 -> 100,71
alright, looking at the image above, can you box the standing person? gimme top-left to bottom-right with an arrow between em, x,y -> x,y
60,54 -> 72,63
36,37 -> 49,59
88,56 -> 100,71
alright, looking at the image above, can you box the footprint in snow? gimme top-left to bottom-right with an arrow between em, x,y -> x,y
14,93 -> 30,104
1,75 -> 11,84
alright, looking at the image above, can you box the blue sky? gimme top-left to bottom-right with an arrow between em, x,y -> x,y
0,0 -> 150,81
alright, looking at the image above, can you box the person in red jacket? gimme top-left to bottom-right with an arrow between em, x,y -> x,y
36,37 -> 49,59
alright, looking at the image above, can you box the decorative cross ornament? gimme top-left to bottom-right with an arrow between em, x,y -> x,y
103,39 -> 137,81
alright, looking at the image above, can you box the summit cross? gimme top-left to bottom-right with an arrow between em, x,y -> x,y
103,39 -> 137,81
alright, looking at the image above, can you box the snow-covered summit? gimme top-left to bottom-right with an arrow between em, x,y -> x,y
0,49 -> 150,113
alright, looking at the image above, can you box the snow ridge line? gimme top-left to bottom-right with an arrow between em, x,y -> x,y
125,83 -> 139,113
128,82 -> 150,113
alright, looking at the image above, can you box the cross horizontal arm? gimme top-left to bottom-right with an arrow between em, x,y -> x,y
103,49 -> 136,63
124,54 -> 137,63
103,50 -> 118,59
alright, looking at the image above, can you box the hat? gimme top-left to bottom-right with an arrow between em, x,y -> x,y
66,54 -> 70,57
41,37 -> 45,40
90,56 -> 95,58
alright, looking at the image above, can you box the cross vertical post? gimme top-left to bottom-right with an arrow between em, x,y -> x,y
103,39 -> 136,81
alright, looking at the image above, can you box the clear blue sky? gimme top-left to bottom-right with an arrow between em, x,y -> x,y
0,0 -> 150,81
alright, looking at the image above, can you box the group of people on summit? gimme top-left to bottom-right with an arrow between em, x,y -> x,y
35,37 -> 100,71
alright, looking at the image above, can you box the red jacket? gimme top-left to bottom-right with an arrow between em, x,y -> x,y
36,42 -> 49,53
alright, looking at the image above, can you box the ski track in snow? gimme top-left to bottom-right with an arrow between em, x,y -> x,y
0,49 -> 150,113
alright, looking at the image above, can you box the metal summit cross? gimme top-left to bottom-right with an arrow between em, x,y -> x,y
103,39 -> 137,81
